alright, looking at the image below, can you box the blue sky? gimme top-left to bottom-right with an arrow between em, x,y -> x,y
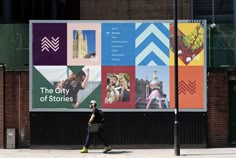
136,66 -> 169,99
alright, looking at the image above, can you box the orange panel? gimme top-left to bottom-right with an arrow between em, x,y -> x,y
169,66 -> 204,109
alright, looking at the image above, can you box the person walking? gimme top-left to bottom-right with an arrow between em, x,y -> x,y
80,100 -> 112,153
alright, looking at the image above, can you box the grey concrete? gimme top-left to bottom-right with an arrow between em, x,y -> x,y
1,148 -> 236,158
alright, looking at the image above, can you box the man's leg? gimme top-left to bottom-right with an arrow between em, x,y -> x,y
80,127 -> 90,153
97,128 -> 111,153
97,132 -> 109,147
84,127 -> 91,148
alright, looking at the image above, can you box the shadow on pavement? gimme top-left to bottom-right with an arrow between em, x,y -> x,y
105,150 -> 132,154
86,150 -> 132,154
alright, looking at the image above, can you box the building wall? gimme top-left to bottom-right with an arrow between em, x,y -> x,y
78,31 -> 88,58
1,69 -> 234,148
80,0 -> 191,20
207,70 -> 229,147
4,71 -> 30,148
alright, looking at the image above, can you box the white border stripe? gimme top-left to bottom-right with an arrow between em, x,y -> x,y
135,24 -> 169,48
136,42 -> 169,65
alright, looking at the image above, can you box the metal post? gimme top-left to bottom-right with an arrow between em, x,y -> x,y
212,0 -> 215,24
174,0 -> 180,156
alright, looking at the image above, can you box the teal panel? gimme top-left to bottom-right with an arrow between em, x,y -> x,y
208,24 -> 236,67
0,24 -> 29,70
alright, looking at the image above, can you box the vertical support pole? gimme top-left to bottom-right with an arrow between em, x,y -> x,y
174,0 -> 180,156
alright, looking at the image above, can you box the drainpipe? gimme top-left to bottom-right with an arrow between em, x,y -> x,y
18,73 -> 24,146
0,64 -> 5,148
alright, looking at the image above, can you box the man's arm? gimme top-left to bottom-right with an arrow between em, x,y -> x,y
88,114 -> 95,125
81,68 -> 89,89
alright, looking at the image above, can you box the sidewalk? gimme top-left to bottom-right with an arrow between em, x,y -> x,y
0,148 -> 236,158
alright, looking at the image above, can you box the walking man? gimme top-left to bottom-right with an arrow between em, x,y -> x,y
80,100 -> 112,153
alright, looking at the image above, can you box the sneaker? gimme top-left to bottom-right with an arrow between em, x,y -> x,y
80,147 -> 88,153
103,146 -> 112,153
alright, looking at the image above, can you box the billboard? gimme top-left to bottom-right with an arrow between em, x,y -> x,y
30,20 -> 207,112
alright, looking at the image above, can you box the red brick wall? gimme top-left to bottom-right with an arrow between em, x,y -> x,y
207,70 -> 229,147
0,67 -> 4,148
4,71 -> 30,148
1,70 -> 235,147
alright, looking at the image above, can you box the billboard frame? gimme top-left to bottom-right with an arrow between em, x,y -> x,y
29,20 -> 207,112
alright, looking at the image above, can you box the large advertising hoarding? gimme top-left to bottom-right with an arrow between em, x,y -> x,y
30,20 -> 207,112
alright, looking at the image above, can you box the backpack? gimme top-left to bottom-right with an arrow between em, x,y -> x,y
97,109 -> 105,123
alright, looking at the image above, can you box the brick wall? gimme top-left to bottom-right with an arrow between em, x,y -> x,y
1,69 -> 235,147
80,0 -> 191,20
0,66 -> 4,148
4,71 -> 30,148
207,70 -> 229,147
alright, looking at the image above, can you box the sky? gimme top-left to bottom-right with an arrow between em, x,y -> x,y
135,66 -> 169,99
